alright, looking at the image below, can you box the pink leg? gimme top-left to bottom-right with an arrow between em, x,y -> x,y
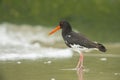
77,67 -> 84,80
76,53 -> 84,69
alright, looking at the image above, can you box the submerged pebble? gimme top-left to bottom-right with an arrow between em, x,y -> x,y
100,57 -> 107,61
44,60 -> 52,64
114,73 -> 120,76
17,61 -> 21,64
51,78 -> 55,80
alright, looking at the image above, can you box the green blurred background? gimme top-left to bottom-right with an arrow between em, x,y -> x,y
0,1 -> 120,80
0,0 -> 120,42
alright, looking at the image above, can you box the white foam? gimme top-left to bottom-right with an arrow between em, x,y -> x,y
0,47 -> 73,61
0,23 -> 62,46
0,23 -> 73,61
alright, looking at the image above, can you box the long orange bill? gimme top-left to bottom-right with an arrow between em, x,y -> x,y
49,25 -> 61,35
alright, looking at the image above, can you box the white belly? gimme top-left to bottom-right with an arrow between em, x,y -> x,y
70,44 -> 97,53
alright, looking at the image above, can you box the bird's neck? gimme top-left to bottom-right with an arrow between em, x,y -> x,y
62,26 -> 72,37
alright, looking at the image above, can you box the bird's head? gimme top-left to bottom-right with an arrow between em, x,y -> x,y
49,20 -> 71,35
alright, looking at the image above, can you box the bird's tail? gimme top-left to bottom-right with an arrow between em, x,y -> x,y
97,43 -> 107,52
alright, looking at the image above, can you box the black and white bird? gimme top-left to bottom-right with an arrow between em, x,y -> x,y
49,20 -> 106,69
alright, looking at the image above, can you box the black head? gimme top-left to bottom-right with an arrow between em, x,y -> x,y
49,20 -> 72,35
59,20 -> 72,36
59,20 -> 72,29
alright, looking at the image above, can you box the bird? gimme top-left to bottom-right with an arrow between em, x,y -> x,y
49,20 -> 106,70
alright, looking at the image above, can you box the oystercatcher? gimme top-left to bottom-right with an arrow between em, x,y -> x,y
49,20 -> 106,69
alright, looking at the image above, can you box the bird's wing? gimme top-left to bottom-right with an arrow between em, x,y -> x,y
64,31 -> 97,48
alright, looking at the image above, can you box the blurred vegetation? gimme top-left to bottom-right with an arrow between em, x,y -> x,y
0,0 -> 120,42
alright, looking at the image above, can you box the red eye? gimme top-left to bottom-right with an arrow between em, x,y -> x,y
60,22 -> 63,24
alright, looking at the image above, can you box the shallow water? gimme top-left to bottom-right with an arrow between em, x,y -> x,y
0,56 -> 120,80
0,23 -> 120,80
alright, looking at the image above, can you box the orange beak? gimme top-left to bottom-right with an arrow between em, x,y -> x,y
49,25 -> 61,35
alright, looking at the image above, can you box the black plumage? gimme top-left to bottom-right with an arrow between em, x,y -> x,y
60,20 -> 106,52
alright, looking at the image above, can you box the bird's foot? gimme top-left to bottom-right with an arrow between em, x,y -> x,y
76,65 -> 84,71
